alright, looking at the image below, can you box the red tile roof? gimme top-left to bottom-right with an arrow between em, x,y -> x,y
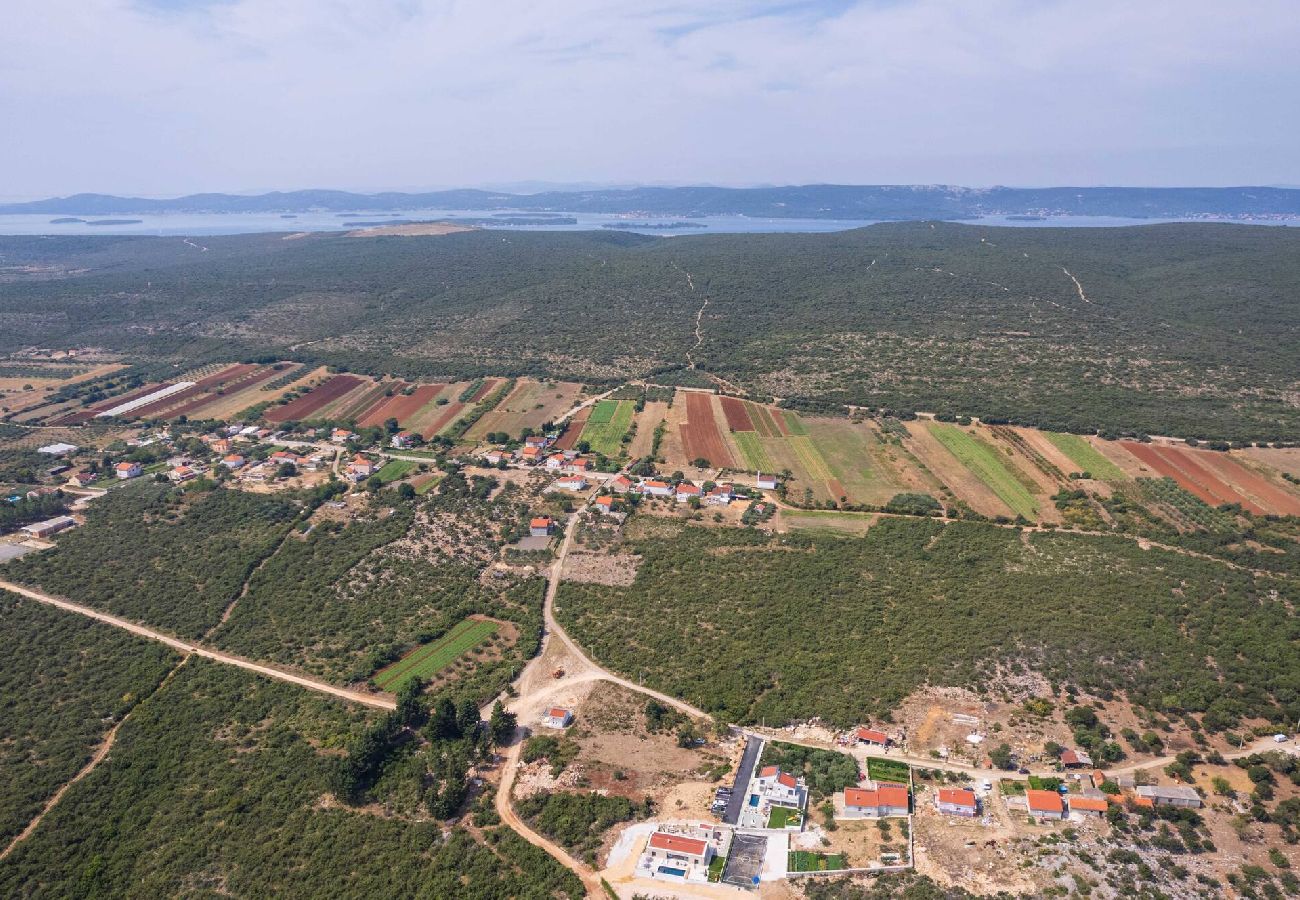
845,785 -> 909,809
1070,796 -> 1109,812
759,765 -> 779,778
1027,789 -> 1064,813
547,707 -> 570,719
937,788 -> 977,808
530,517 -> 552,528
648,832 -> 708,856
777,772 -> 797,789
856,727 -> 889,743
1060,750 -> 1080,766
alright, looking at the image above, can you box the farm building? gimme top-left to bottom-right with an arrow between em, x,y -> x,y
541,707 -> 573,729
530,517 -> 554,537
21,516 -> 77,539
1135,785 -> 1202,808
640,479 -> 673,497
69,471 -> 97,487
841,784 -> 910,819
390,431 -> 418,449
756,473 -> 778,490
221,455 -> 246,470
555,475 -> 588,491
1060,749 -> 1092,768
609,475 -> 634,493
705,483 -> 734,505
1069,796 -> 1109,817
935,788 -> 979,817
855,727 -> 890,747
347,455 -> 377,480
636,829 -> 716,883
115,461 -> 142,479
482,450 -> 505,466
1025,789 -> 1066,820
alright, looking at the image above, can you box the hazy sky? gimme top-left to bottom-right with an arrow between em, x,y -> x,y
4,0 -> 1299,198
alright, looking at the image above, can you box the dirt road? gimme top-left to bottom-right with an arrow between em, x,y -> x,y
0,579 -> 396,711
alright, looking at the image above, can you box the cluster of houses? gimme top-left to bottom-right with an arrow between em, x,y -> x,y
1008,769 -> 1203,821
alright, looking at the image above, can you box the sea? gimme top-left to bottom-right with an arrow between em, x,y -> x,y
0,209 -> 1297,237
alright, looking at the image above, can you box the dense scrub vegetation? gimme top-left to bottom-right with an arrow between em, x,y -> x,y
761,740 -> 861,799
0,592 -> 178,847
3,484 -> 298,637
1,222 -> 1298,438
0,660 -> 583,898
556,519 -> 1300,729
515,791 -> 639,864
213,475 -> 544,700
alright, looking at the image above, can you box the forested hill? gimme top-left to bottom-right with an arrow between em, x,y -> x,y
1,221 -> 1297,440
4,184 -> 1300,219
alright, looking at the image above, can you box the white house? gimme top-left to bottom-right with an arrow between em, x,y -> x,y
934,788 -> 978,817
555,475 -> 588,491
737,765 -> 808,829
1025,789 -> 1066,820
541,707 -> 573,729
640,479 -> 673,498
637,830 -> 715,883
608,474 -> 634,493
390,431 -> 418,449
530,516 -> 554,537
1135,785 -> 1202,809
221,454 -> 246,470
114,461 -> 142,479
705,483 -> 734,505
756,473 -> 778,490
675,483 -> 702,503
841,784 -> 910,819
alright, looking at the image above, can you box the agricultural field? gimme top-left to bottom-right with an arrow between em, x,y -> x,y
372,618 -> 500,692
925,423 -> 1040,520
789,851 -> 848,873
464,379 -> 583,441
677,391 -> 735,468
1043,431 -> 1126,481
556,518 -> 1300,728
0,660 -> 583,899
575,399 -> 635,456
0,592 -> 179,848
1121,441 -> 1300,517
375,458 -> 417,483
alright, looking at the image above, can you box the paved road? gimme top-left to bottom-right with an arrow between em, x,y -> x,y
0,579 -> 396,711
721,735 -> 764,825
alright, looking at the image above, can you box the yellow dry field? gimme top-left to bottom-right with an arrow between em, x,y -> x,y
346,222 -> 475,237
903,422 -> 1016,519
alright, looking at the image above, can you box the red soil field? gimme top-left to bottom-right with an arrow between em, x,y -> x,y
357,384 -> 441,428
553,406 -> 590,451
827,477 -> 846,500
265,374 -> 364,422
470,378 -> 502,403
680,392 -> 735,467
52,382 -> 170,424
720,396 -> 755,431
1196,452 -> 1300,517
774,409 -> 792,436
331,382 -> 395,423
124,364 -> 259,419
745,401 -> 780,437
163,366 -> 281,419
1121,441 -> 1262,514
420,402 -> 465,439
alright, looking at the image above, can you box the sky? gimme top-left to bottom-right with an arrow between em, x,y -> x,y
3,0 -> 1299,198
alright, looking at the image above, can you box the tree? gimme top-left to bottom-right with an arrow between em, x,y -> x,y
989,743 -> 1014,770
456,697 -> 480,736
489,701 -> 517,746
384,417 -> 400,434
429,697 -> 459,741
395,678 -> 427,728
397,482 -> 416,500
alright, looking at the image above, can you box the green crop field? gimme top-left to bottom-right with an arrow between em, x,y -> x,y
789,435 -> 834,481
866,757 -> 910,784
731,430 -> 773,471
1045,432 -> 1126,481
929,423 -> 1039,519
577,400 -> 634,456
586,399 -> 618,425
373,618 -> 499,691
376,459 -> 416,483
789,851 -> 847,873
782,411 -> 809,436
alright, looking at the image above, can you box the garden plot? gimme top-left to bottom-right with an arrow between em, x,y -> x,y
577,399 -> 635,457
923,422 -> 1041,520
371,617 -> 500,692
464,379 -> 583,441
1042,432 -> 1126,481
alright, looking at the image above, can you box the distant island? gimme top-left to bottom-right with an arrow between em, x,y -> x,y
49,217 -> 85,224
601,221 -> 706,230
6,185 -> 1300,221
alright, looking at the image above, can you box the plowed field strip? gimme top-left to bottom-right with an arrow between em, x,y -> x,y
553,406 -> 590,451
358,384 -> 440,428
126,365 -> 260,419
1197,453 -> 1300,517
746,402 -> 780,437
929,423 -> 1038,519
54,382 -> 166,422
789,435 -> 833,481
720,396 -> 755,431
422,402 -> 466,439
330,382 -> 394,422
780,410 -> 805,436
265,374 -> 364,421
1150,444 -> 1266,515
163,366 -> 280,419
682,393 -> 735,467
1045,432 -> 1125,481
470,378 -> 501,403
1120,442 -> 1236,509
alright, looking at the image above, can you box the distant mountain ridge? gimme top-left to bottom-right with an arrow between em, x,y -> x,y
4,184 -> 1300,219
